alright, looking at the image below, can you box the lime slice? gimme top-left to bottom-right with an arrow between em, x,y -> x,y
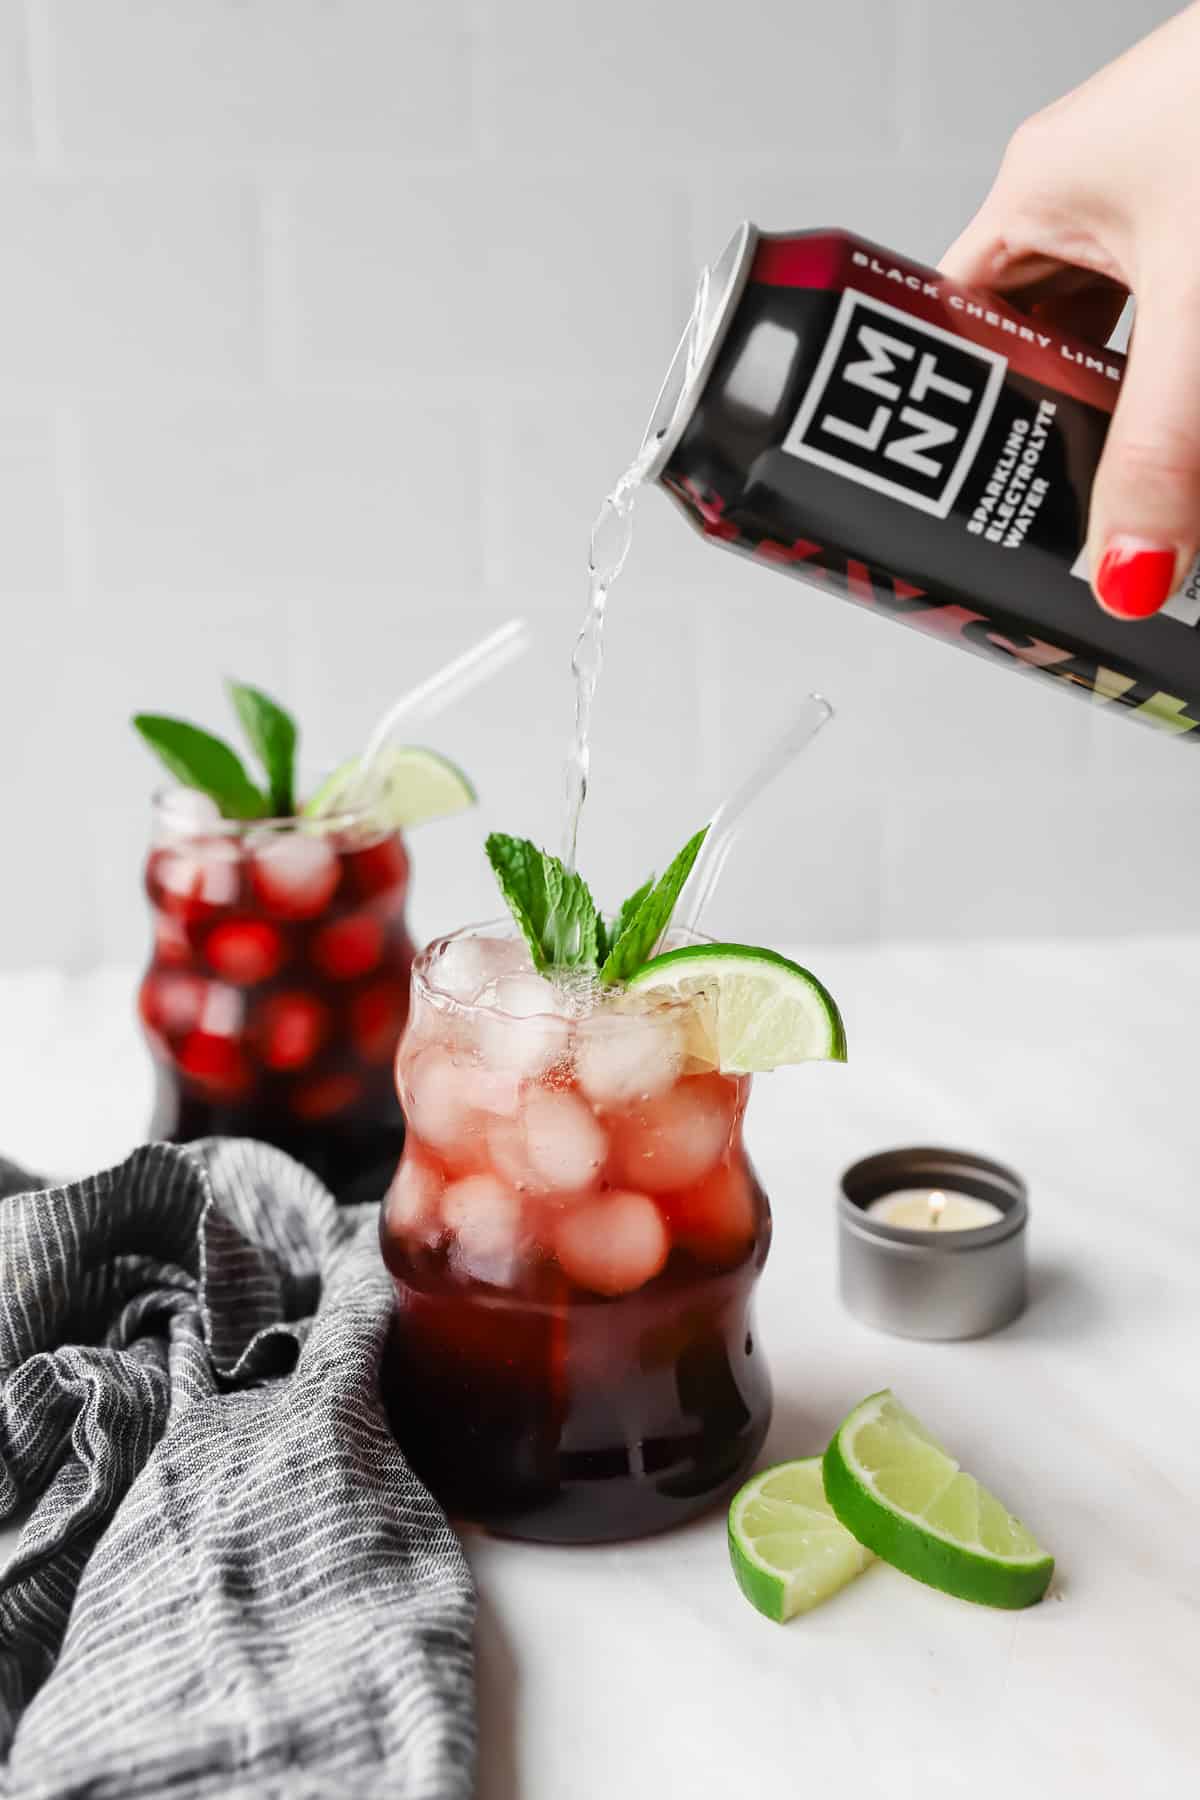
823,1390 -> 1054,1610
303,746 -> 475,829
728,1457 -> 874,1622
627,943 -> 846,1073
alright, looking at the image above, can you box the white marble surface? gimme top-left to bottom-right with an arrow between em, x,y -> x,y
3,942 -> 1199,1796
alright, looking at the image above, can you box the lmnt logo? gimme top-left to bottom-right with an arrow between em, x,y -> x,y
783,291 -> 1007,517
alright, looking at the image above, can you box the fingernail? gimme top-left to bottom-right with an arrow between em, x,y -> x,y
1095,537 -> 1177,619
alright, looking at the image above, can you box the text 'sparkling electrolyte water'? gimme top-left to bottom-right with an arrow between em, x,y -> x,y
644,224 -> 1200,741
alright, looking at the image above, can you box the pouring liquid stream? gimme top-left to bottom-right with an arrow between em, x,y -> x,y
560,265 -> 714,879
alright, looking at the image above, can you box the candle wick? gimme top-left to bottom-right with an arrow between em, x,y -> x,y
929,1190 -> 946,1230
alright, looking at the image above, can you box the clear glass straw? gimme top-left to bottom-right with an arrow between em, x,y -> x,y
354,617 -> 531,791
679,693 -> 834,937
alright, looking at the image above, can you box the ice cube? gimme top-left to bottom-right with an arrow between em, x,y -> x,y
575,1005 -> 684,1108
384,1153 -> 445,1246
554,1189 -> 669,1296
153,912 -> 192,966
250,832 -> 341,919
253,990 -> 329,1070
155,841 -> 240,913
609,1073 -> 738,1195
442,1172 -> 524,1286
198,983 -> 244,1037
204,918 -> 286,986
430,934 -> 494,1002
486,1114 -> 538,1192
401,1046 -> 489,1171
159,790 -> 222,835
138,971 -> 207,1038
462,1065 -> 523,1116
432,932 -> 529,1003
521,1088 -> 607,1194
475,973 -> 571,1079
310,912 -> 384,980
176,1029 -> 250,1097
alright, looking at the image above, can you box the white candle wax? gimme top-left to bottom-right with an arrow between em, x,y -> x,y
865,1188 -> 1003,1232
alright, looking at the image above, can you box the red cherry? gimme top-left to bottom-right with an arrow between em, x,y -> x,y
176,1030 -> 251,1097
205,919 -> 286,985
349,978 -> 409,1063
310,913 -> 383,980
290,1072 -> 361,1121
254,991 -> 329,1071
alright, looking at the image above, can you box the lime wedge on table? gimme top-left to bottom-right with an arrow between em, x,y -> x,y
303,746 -> 475,829
729,1458 -> 874,1623
823,1391 -> 1054,1610
627,943 -> 846,1072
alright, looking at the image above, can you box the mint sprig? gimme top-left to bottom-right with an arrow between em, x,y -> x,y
485,834 -> 601,972
133,716 -> 269,820
227,681 -> 297,815
133,679 -> 300,820
485,824 -> 707,983
599,827 -> 707,986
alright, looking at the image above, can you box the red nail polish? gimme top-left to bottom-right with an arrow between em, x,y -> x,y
1095,539 -> 1177,619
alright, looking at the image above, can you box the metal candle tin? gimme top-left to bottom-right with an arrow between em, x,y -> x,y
838,1147 -> 1028,1341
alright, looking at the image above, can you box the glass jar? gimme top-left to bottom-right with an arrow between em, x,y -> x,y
138,789 -> 416,1203
379,923 -> 772,1542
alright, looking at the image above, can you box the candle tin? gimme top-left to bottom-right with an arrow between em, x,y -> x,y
838,1147 -> 1028,1341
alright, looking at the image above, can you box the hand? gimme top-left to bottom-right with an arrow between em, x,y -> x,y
941,3 -> 1200,621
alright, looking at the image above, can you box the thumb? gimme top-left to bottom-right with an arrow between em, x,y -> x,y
1088,276 -> 1200,620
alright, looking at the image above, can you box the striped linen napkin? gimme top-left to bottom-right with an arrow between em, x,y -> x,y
0,1139 -> 475,1799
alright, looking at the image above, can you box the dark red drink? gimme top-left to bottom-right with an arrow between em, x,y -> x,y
139,790 -> 415,1202
378,925 -> 772,1543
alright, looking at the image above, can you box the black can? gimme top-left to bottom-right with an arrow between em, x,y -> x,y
643,224 -> 1200,741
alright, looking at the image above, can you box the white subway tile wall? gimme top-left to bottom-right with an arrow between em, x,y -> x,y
0,0 -> 1187,968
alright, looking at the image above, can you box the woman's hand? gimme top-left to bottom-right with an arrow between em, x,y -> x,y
941,3 -> 1200,621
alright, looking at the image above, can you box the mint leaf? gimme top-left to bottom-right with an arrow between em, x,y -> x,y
597,876 -> 653,967
599,826 -> 708,986
133,715 -> 269,820
227,680 -> 297,816
607,876 -> 654,960
485,833 -> 600,970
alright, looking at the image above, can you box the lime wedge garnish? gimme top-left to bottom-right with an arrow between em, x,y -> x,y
303,746 -> 476,829
626,943 -> 846,1073
728,1457 -> 874,1622
823,1391 -> 1054,1610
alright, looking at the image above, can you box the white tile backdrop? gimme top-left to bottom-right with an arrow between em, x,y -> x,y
0,0 -> 1188,969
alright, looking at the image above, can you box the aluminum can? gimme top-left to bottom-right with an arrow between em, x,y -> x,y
644,224 -> 1200,740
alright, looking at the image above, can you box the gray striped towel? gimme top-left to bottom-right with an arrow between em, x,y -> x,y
0,1139 -> 475,1799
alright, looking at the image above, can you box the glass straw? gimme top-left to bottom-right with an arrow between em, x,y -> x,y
353,617 -> 531,793
678,693 -> 834,937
